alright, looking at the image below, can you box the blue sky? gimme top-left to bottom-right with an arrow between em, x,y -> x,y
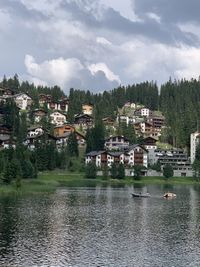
0,0 -> 200,93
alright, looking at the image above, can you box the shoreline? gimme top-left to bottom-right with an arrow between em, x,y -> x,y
0,170 -> 199,194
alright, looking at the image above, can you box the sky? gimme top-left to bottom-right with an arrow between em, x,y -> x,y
1,0 -> 200,94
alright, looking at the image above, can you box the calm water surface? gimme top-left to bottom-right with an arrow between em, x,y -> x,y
0,184 -> 200,266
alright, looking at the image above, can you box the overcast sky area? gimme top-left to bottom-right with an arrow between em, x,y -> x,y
1,0 -> 200,94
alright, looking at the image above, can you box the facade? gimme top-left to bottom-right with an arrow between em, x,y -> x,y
147,115 -> 165,129
27,126 -> 44,138
13,93 -> 33,110
85,145 -> 148,168
141,136 -> 158,150
74,114 -> 93,128
134,108 -> 152,117
50,111 -> 67,126
82,104 -> 93,115
104,136 -> 130,150
32,109 -> 47,123
38,94 -> 52,107
54,124 -> 75,137
190,132 -> 200,164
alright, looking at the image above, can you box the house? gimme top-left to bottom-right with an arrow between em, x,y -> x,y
27,126 -> 44,138
125,145 -> 148,168
25,130 -> 57,150
141,136 -> 158,150
134,108 -> 152,117
104,135 -> 130,150
0,87 -> 15,98
82,103 -> 93,115
107,151 -> 125,167
74,114 -> 93,128
0,125 -> 12,149
50,111 -> 67,126
147,114 -> 165,129
134,122 -> 154,136
123,102 -> 136,109
85,151 -> 107,167
117,115 -> 136,125
59,98 -> 69,112
13,93 -> 33,110
39,94 -> 52,107
32,109 -> 47,123
102,117 -> 115,127
54,124 -> 75,137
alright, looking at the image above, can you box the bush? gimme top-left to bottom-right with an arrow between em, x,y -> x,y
163,164 -> 173,179
85,162 -> 97,179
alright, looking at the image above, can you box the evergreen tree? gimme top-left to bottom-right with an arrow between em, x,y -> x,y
117,163 -> 125,179
163,164 -> 174,179
67,132 -> 79,157
85,162 -> 97,179
110,162 -> 118,179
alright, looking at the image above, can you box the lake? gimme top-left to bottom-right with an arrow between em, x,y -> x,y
0,184 -> 200,266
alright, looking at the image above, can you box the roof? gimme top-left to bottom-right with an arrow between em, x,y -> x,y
86,150 -> 106,156
107,151 -> 124,157
126,144 -> 148,153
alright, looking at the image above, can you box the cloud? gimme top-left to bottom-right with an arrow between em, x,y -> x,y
24,55 -> 120,93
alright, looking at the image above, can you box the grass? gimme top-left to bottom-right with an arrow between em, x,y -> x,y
0,170 -> 199,195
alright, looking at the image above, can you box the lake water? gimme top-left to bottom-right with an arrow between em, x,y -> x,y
0,184 -> 200,266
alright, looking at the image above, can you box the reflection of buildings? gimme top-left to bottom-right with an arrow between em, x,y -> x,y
190,132 -> 200,163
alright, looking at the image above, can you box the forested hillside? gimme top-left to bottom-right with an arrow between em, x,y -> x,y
1,74 -> 200,149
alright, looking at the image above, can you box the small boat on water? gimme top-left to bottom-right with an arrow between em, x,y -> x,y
163,192 -> 176,198
132,192 -> 151,198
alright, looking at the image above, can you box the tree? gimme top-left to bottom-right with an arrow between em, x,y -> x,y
117,163 -> 125,179
133,165 -> 143,180
192,143 -> 200,179
110,162 -> 118,179
85,162 -> 97,179
163,164 -> 174,179
67,132 -> 79,157
3,160 -> 19,184
102,165 -> 109,180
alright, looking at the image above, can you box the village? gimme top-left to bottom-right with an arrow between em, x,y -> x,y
0,86 -> 199,178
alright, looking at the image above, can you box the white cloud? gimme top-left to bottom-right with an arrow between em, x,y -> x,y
88,62 -> 121,83
24,55 -> 120,92
147,12 -> 161,23
0,9 -> 12,31
96,37 -> 112,46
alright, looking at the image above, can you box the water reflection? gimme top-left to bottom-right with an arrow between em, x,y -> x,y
0,185 -> 200,266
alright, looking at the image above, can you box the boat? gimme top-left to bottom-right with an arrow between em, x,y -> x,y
132,192 -> 151,198
163,192 -> 176,198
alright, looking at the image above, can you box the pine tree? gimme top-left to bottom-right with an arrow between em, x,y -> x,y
85,162 -> 97,179
117,163 -> 125,179
110,162 -> 118,179
163,164 -> 174,179
67,132 -> 79,157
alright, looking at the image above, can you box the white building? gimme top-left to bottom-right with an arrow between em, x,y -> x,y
50,111 -> 67,126
134,108 -> 151,117
14,93 -> 33,110
126,145 -> 148,168
190,132 -> 200,163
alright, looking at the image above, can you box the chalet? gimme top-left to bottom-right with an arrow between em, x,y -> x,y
85,151 -> 107,167
39,94 -> 52,106
0,125 -> 12,139
117,115 -> 136,125
125,145 -> 148,168
134,108 -> 152,117
0,87 -> 15,98
56,130 -> 85,150
32,109 -> 47,123
102,117 -> 115,126
13,93 -> 33,110
104,135 -> 130,150
123,102 -> 136,109
147,115 -> 165,129
50,111 -> 67,126
107,151 -> 125,167
134,122 -> 154,136
74,114 -> 93,128
54,124 -> 75,137
59,98 -> 69,112
141,136 -> 158,150
27,126 -> 44,138
75,131 -> 86,146
25,131 -> 57,150
82,103 -> 93,115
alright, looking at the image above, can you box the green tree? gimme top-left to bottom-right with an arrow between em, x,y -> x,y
85,162 -> 97,179
133,165 -> 143,180
110,162 -> 118,179
67,132 -> 79,157
117,163 -> 125,179
163,164 -> 174,179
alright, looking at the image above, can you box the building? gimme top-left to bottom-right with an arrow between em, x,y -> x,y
85,144 -> 148,168
13,93 -> 33,110
50,111 -> 67,126
104,136 -> 130,150
141,136 -> 158,150
134,108 -> 152,117
54,124 -> 75,137
27,126 -> 44,138
125,145 -> 148,168
38,94 -> 52,106
82,103 -> 93,115
190,132 -> 200,163
147,114 -> 165,129
74,114 -> 93,128
32,109 -> 47,123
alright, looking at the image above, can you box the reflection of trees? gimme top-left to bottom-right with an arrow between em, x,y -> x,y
0,196 -> 18,258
